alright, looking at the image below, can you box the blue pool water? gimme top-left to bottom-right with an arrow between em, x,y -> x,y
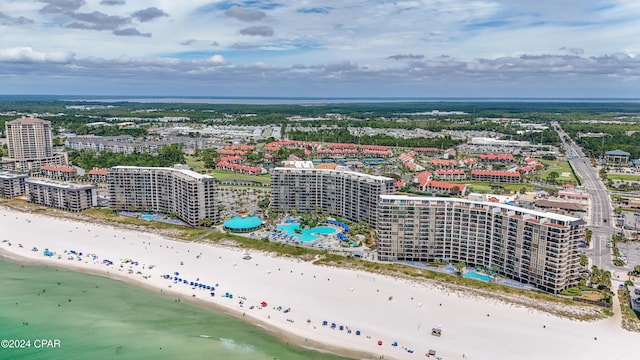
276,224 -> 336,242
140,215 -> 153,220
463,271 -> 492,282
224,216 -> 263,231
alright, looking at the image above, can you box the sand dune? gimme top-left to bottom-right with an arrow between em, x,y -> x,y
1,207 -> 638,360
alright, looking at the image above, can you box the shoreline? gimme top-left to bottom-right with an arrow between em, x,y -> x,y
0,248 -> 374,360
2,206 -> 639,360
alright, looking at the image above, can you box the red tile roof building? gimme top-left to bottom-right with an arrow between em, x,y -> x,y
471,169 -> 521,183
420,180 -> 466,195
87,167 -> 109,182
479,153 -> 515,163
435,169 -> 466,181
39,165 -> 77,181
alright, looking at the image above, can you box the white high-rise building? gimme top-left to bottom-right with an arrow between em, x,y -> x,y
271,161 -> 397,228
108,166 -> 219,227
377,195 -> 584,293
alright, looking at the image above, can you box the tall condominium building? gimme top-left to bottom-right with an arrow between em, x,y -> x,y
0,171 -> 28,198
26,178 -> 97,212
2,117 -> 67,171
108,166 -> 219,227
377,195 -> 585,293
271,161 -> 397,227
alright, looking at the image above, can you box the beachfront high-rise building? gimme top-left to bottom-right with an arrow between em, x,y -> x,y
271,161 -> 397,227
377,195 -> 585,293
0,171 -> 28,198
25,178 -> 97,212
108,166 -> 219,227
2,117 -> 67,172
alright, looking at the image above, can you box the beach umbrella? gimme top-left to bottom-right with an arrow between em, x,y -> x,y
392,342 -> 398,347
322,321 -> 328,326
261,301 -> 267,307
377,341 -> 383,346
339,325 -> 344,331
355,330 -> 361,335
183,280 -> 188,284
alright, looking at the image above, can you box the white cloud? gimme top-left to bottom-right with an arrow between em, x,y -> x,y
0,1 -> 638,96
0,46 -> 74,63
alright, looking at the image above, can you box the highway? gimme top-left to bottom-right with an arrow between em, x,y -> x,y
554,122 -> 614,270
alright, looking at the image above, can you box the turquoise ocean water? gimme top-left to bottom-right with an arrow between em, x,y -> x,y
0,256 -> 348,360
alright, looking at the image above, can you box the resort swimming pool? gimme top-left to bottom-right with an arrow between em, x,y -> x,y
276,224 -> 336,242
463,271 -> 492,282
140,215 -> 153,220
224,215 -> 263,232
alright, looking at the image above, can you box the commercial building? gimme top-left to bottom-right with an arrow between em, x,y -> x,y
0,171 -> 27,198
25,178 -> 97,212
376,195 -> 584,293
271,161 -> 396,228
604,150 -> 631,166
108,166 -> 219,227
2,117 -> 67,172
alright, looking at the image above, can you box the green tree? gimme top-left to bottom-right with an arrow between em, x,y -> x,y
201,149 -> 219,168
546,171 -> 559,184
158,143 -> 185,164
453,261 -> 466,275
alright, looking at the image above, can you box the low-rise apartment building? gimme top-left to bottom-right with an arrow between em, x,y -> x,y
471,169 -> 521,183
377,195 -> 584,293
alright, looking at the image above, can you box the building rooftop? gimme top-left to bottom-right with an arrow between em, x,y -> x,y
380,194 -> 582,223
110,165 -> 214,180
605,149 -> 631,156
25,178 -> 96,190
7,117 -> 50,125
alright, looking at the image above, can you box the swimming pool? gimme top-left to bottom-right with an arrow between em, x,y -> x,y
140,215 -> 154,220
224,216 -> 263,232
463,271 -> 492,282
276,224 -> 336,242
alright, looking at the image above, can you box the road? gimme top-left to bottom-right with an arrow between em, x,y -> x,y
554,122 -> 615,270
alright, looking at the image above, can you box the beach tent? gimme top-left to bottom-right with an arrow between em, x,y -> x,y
261,301 -> 267,307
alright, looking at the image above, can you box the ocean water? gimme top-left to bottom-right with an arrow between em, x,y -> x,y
0,257 -> 348,360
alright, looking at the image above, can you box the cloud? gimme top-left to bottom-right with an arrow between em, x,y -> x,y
0,47 -> 74,64
297,7 -> 332,14
181,39 -> 196,46
387,54 -> 425,60
559,47 -> 585,56
39,0 -> 86,14
0,12 -> 34,25
113,27 -> 151,37
207,54 -> 227,65
225,6 -> 266,22
131,7 -> 168,23
230,42 -> 259,49
65,11 -> 129,30
100,0 -> 125,5
239,26 -> 273,36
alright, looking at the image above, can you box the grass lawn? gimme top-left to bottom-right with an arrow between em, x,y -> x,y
451,181 -> 535,194
211,169 -> 271,184
607,173 -> 640,181
184,156 -> 271,184
539,159 -> 579,184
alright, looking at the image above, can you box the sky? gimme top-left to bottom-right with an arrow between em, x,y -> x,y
0,0 -> 639,98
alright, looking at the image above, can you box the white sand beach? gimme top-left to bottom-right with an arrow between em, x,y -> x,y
1,206 -> 638,360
